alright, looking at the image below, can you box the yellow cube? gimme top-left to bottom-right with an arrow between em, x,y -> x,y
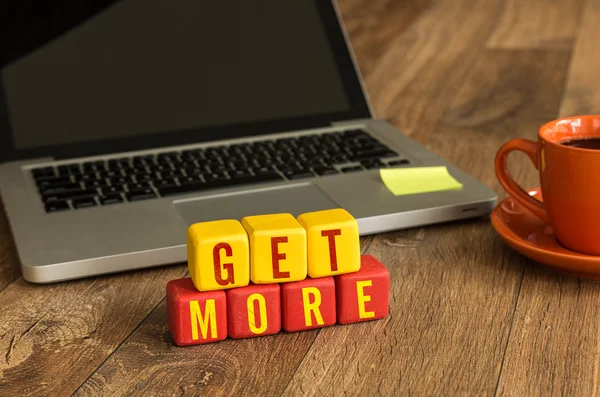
297,208 -> 360,278
187,220 -> 250,292
241,213 -> 307,284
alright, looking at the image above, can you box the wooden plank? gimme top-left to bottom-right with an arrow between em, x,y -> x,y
363,0 -> 504,142
0,202 -> 22,293
559,0 -> 600,117
336,0 -> 435,78
439,49 -> 573,193
495,267 -> 600,396
494,2 -> 600,395
486,0 -> 585,49
0,265 -> 188,396
71,236 -> 374,396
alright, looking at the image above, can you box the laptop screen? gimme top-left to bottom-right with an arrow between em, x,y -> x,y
0,0 -> 371,161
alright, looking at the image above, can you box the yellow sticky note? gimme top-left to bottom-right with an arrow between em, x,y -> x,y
379,166 -> 463,196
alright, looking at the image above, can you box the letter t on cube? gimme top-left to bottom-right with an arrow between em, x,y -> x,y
297,208 -> 360,278
187,220 -> 250,292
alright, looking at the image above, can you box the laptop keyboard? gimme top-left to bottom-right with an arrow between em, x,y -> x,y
30,129 -> 411,213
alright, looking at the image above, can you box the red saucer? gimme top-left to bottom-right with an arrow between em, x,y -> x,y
491,188 -> 600,279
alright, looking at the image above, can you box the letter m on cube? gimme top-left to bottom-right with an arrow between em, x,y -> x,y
166,278 -> 227,346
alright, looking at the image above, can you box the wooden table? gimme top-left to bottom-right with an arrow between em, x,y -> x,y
1,0 -> 599,395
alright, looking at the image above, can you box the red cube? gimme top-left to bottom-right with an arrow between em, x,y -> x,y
166,277 -> 227,346
335,255 -> 390,324
281,276 -> 336,332
226,283 -> 281,339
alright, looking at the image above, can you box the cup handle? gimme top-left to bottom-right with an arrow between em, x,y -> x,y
494,138 -> 549,224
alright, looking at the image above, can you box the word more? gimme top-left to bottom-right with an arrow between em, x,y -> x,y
166,208 -> 390,346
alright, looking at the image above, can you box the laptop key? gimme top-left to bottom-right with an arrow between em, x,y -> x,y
57,164 -> 81,176
72,197 -> 97,209
158,182 -> 207,196
127,182 -> 150,191
126,188 -> 156,201
361,159 -> 385,169
341,165 -> 363,173
45,200 -> 70,213
388,159 -> 411,166
252,166 -> 278,176
283,169 -> 314,180
42,188 -> 97,202
229,169 -> 253,179
153,178 -> 178,189
98,170 -> 123,179
101,185 -> 125,195
205,171 -> 229,183
32,167 -> 56,179
36,176 -> 74,189
40,183 -> 81,195
348,149 -> 397,162
108,176 -> 132,185
100,193 -> 124,205
313,166 -> 338,176
178,175 -> 202,185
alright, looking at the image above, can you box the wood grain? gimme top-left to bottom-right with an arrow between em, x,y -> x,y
486,0 -> 585,49
559,0 -> 600,117
439,49 -> 572,193
336,0 -> 434,78
495,267 -> 600,396
363,0 -> 504,144
0,202 -> 21,293
0,265 -> 188,396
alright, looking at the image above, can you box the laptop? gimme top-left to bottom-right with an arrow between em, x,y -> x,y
0,0 -> 497,283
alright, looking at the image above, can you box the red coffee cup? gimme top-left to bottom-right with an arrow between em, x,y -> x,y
495,115 -> 600,255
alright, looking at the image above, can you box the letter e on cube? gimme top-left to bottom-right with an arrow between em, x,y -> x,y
242,213 -> 307,284
335,255 -> 390,324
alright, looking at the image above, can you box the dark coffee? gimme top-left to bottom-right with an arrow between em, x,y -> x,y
561,137 -> 600,150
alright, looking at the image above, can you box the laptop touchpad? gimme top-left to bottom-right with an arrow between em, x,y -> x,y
173,183 -> 339,225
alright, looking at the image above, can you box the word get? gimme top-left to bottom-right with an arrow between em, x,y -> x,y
187,209 -> 361,292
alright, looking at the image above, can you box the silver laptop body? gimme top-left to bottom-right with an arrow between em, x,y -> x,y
0,0 -> 497,283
